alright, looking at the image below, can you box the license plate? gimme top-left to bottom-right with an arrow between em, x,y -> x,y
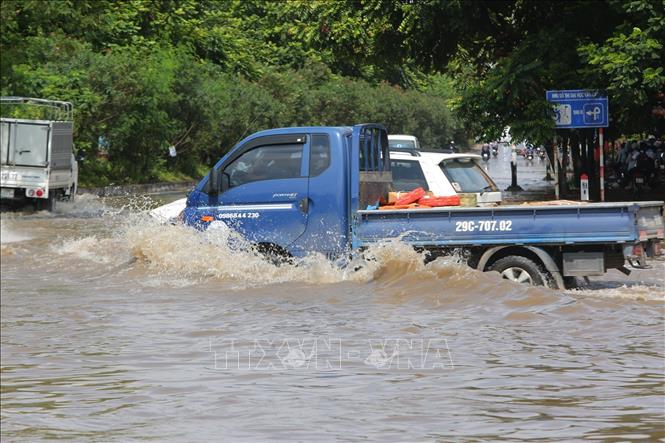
635,177 -> 644,184
1,188 -> 15,198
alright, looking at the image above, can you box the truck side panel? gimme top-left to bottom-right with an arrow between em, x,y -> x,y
50,122 -> 73,170
355,204 -> 640,248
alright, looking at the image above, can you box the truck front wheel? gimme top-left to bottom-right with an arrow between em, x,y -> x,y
490,255 -> 547,286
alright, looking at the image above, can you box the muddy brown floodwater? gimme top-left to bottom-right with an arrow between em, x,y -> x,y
1,180 -> 664,441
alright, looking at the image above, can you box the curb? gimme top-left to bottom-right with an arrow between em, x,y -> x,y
78,181 -> 196,197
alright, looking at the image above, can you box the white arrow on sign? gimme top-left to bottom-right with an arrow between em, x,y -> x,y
586,106 -> 601,121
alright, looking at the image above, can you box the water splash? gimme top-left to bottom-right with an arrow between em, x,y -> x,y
40,196 -> 665,300
0,215 -> 32,244
54,236 -> 118,264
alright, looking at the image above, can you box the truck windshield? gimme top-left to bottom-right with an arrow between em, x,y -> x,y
13,123 -> 49,167
389,139 -> 416,150
440,158 -> 497,192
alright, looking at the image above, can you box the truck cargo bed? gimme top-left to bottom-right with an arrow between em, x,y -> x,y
354,201 -> 664,248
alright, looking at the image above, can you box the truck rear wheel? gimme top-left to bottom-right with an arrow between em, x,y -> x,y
490,255 -> 547,286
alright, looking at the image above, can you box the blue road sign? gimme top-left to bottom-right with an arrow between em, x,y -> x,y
546,89 -> 608,128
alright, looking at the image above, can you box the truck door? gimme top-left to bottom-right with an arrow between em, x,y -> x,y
204,134 -> 309,248
290,132 -> 349,255
11,122 -> 50,167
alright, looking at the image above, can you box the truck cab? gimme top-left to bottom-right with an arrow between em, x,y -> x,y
184,126 -> 357,256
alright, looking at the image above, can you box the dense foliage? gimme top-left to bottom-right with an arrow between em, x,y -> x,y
0,0 -> 457,185
1,0 -> 663,185
338,0 -> 664,142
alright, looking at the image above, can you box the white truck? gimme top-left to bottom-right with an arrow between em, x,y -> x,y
1,97 -> 78,210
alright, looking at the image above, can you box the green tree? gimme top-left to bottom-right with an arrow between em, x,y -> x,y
578,0 -> 665,135
340,0 -> 664,142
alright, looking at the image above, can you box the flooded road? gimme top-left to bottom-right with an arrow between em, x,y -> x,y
480,144 -> 555,199
2,164 -> 664,441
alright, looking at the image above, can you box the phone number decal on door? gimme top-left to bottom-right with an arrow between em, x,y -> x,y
217,212 -> 260,220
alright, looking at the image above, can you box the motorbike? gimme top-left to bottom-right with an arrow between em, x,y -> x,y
481,150 -> 491,162
525,149 -> 534,161
631,170 -> 648,197
537,147 -> 546,160
491,146 -> 498,157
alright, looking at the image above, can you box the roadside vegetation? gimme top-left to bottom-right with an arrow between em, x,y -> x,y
1,0 -> 662,186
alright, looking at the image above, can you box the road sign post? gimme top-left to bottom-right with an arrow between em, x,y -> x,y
546,89 -> 609,201
599,128 -> 605,202
553,138 -> 559,199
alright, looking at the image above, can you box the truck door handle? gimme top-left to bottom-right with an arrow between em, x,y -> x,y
299,197 -> 309,213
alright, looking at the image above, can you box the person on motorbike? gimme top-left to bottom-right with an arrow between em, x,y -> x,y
617,141 -> 630,165
525,144 -> 535,160
639,141 -> 656,173
654,140 -> 665,174
626,141 -> 639,171
628,141 -> 656,189
616,141 -> 632,182
481,143 -> 491,161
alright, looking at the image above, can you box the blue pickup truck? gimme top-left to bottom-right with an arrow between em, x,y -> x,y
183,124 -> 664,289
